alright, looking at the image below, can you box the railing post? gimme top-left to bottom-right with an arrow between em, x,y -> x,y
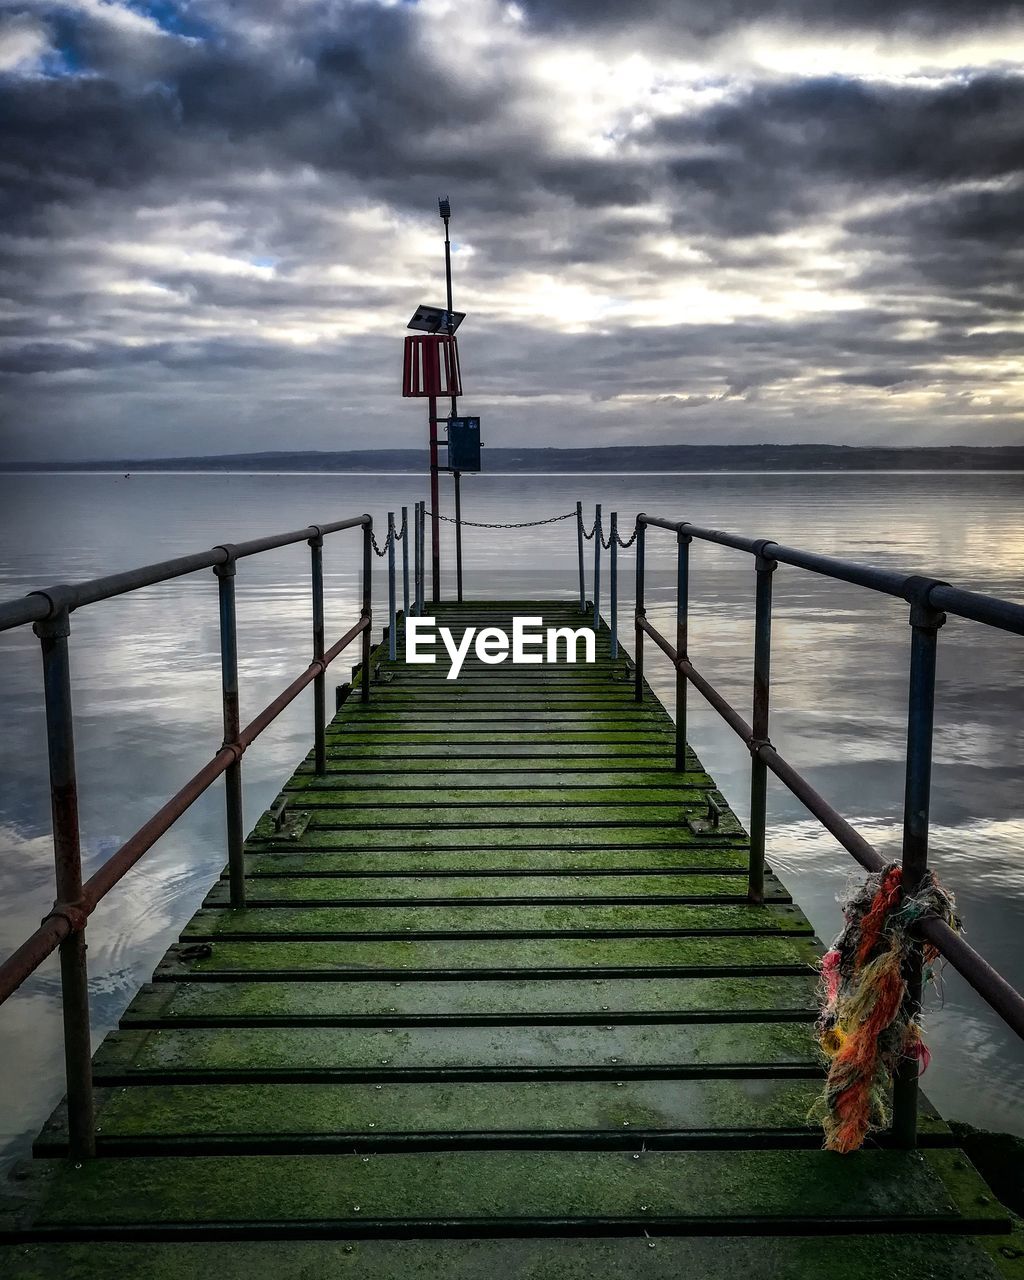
634,516 -> 646,702
891,589 -> 946,1147
675,529 -> 692,772
576,500 -> 586,613
361,518 -> 373,703
454,470 -> 464,603
214,559 -> 245,908
417,501 -> 426,615
34,609 -> 95,1160
387,512 -> 397,663
748,548 -> 777,903
593,503 -> 602,631
609,512 -> 618,661
309,533 -> 326,776
401,504 -> 410,626
411,502 -> 419,617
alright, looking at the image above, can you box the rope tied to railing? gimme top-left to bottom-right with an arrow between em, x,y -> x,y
813,862 -> 961,1153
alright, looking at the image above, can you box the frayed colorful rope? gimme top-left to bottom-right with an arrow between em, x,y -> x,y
813,862 -> 960,1153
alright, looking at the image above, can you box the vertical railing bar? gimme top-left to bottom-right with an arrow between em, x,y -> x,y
454,471 -> 464,603
401,504 -> 410,627
360,518 -> 373,703
34,609 -> 95,1159
214,560 -> 245,908
418,501 -> 426,615
593,503 -> 602,631
891,593 -> 945,1146
387,512 -> 397,663
634,517 -> 646,702
610,511 -> 618,661
675,530 -> 691,772
412,502 -> 420,617
748,548 -> 776,902
309,533 -> 326,777
576,500 -> 586,613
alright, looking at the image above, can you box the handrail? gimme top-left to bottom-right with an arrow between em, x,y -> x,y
0,515 -> 370,634
640,515 -> 1024,636
0,512 -> 375,1158
633,510 -> 1024,1151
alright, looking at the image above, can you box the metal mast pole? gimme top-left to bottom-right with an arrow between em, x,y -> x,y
440,196 -> 462,602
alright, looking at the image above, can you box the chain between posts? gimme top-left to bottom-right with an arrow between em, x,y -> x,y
370,510 -> 408,557
422,508 -> 577,530
590,508 -> 639,550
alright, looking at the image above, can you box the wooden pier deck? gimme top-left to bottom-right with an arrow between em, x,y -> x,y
2,601 -> 1021,1278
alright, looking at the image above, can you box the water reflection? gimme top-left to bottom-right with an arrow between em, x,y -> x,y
0,470 -> 1021,1164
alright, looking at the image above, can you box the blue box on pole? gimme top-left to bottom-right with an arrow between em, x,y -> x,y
447,417 -> 482,472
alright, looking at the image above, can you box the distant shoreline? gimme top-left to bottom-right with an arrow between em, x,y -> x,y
3,444 -> 1024,474
6,468 -> 1024,478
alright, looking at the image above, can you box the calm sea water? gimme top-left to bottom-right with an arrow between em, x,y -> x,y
0,470 -> 1022,1166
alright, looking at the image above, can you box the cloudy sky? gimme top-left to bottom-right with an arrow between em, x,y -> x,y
1,0 -> 1023,461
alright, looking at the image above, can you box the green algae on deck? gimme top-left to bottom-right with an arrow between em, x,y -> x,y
122,974 -> 820,1024
181,902 -> 812,939
157,932 -> 824,979
2,600 -> 1012,1274
4,1235 -> 1020,1280
91,1021 -> 820,1078
13,1148 -> 1007,1231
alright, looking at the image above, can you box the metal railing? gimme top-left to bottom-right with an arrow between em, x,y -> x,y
627,511 -> 1024,1148
0,514 -> 375,1159
3,496 -> 1024,1162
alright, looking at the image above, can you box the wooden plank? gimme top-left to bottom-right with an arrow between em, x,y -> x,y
277,778 -> 711,798
11,1149 -> 1009,1235
155,934 -> 824,979
202,872 -> 792,905
242,847 -> 751,874
181,903 -> 813,941
2,1234 -> 1014,1280
120,975 -> 821,1026
91,1021 -> 820,1080
41,1078 -> 835,1143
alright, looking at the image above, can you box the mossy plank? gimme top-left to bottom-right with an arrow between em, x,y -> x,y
13,1149 -> 1009,1233
324,741 -> 676,758
333,714 -> 666,728
121,975 -> 820,1025
288,769 -> 714,788
156,933 -> 823,979
92,1021 -> 818,1079
0,1235 -> 1011,1280
181,902 -> 812,940
283,786 -> 713,804
295,808 -> 722,832
202,872 -> 789,905
68,1078 -> 835,1141
247,827 -> 748,850
241,846 -> 751,874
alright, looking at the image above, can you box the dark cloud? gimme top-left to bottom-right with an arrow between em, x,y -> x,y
518,0 -> 1024,39
0,0 -> 1022,460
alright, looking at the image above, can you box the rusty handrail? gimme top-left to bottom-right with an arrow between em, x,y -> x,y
634,511 -> 1024,1152
0,513 -> 374,1158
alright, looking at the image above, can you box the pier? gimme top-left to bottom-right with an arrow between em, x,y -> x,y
2,508 -> 1024,1277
